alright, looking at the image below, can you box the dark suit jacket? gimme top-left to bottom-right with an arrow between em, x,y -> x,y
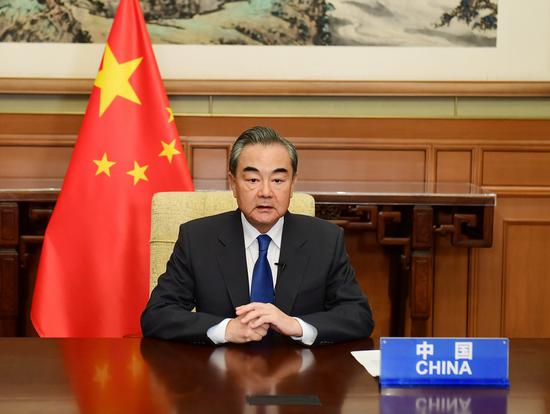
141,210 -> 374,345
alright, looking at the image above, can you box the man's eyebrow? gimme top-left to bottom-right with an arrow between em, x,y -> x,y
273,168 -> 289,174
241,166 -> 289,174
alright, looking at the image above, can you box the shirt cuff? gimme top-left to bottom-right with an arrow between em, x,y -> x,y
291,317 -> 318,346
207,318 -> 232,344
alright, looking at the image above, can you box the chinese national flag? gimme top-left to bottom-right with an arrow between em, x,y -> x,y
31,0 -> 194,337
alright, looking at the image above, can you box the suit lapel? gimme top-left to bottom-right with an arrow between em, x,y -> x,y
216,211 -> 250,308
275,213 -> 310,314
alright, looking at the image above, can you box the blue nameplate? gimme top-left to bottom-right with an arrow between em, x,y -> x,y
380,338 -> 509,387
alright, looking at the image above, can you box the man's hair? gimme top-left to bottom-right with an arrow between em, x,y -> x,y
229,126 -> 298,176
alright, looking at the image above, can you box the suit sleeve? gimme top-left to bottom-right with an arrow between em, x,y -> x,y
141,224 -> 224,344
299,227 -> 375,345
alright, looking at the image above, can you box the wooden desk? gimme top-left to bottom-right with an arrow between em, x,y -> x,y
0,179 -> 495,337
0,337 -> 547,413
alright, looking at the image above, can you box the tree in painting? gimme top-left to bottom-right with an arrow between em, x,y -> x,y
0,0 -> 91,42
437,0 -> 497,30
0,0 -> 334,45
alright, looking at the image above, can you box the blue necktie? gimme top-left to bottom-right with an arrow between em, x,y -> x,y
250,234 -> 274,303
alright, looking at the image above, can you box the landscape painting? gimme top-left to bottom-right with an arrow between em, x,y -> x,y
0,0 -> 497,46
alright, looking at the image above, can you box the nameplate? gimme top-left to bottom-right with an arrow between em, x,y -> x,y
380,337 -> 509,387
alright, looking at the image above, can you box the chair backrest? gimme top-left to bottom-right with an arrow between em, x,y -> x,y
149,191 -> 316,292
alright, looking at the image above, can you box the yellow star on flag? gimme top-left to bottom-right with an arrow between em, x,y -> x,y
93,153 -> 116,177
159,139 -> 182,164
93,364 -> 110,387
128,352 -> 144,379
94,44 -> 143,117
166,107 -> 175,123
127,161 -> 149,185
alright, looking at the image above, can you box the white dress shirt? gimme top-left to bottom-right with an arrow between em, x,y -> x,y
207,213 -> 318,345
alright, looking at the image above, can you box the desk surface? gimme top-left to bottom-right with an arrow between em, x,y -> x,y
303,181 -> 496,206
0,178 -> 496,206
0,338 -> 548,413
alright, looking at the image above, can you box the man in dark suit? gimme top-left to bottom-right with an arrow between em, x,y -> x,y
141,126 -> 374,345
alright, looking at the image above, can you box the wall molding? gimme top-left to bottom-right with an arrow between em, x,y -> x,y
1,78 -> 550,97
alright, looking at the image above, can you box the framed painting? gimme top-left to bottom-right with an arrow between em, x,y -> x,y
0,0 -> 549,96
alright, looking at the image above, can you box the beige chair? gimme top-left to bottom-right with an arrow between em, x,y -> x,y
149,191 -> 316,293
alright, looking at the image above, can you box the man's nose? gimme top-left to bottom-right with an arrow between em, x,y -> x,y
258,180 -> 272,197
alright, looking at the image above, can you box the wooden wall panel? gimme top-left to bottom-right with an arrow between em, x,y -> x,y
482,151 -> 550,186
0,147 -> 72,179
502,222 -> 550,338
176,116 -> 550,141
0,251 -> 18,335
432,149 -> 472,336
190,146 -> 230,190
298,149 -> 426,184
187,144 -> 428,191
475,196 -> 550,338
4,113 -> 550,140
432,238 -> 469,336
474,205 -> 505,337
435,150 -> 472,183
2,113 -> 550,338
0,251 -> 18,311
345,231 -> 391,338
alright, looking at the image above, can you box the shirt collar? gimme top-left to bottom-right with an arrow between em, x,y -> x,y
241,212 -> 284,250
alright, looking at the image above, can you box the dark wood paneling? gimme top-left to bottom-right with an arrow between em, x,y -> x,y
0,203 -> 18,247
0,251 -> 18,335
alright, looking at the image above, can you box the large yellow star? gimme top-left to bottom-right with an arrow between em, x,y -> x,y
128,352 -> 144,379
93,364 -> 110,387
159,139 -> 181,164
94,44 -> 143,117
92,153 -> 116,177
127,161 -> 149,185
166,107 -> 174,123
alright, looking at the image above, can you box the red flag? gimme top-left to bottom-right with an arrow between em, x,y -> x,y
31,0 -> 194,337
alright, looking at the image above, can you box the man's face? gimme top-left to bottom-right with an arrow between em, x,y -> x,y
229,143 -> 296,233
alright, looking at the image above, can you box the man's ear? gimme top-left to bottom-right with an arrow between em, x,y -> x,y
228,172 -> 237,197
290,174 -> 298,196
